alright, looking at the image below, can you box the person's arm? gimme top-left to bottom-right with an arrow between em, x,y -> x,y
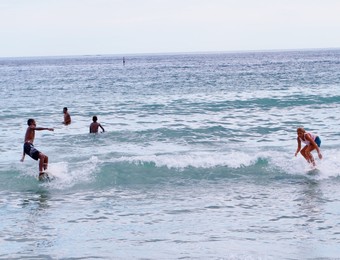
99,124 -> 105,133
295,138 -> 301,156
305,134 -> 322,159
34,127 -> 54,131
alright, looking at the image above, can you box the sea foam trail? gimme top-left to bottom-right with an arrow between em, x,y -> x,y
270,148 -> 340,179
6,147 -> 338,192
117,151 -> 256,169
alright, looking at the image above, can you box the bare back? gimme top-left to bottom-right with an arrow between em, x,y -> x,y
24,126 -> 35,143
90,122 -> 100,133
64,112 -> 71,125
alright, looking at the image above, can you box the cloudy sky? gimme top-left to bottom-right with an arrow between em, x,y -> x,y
1,0 -> 340,57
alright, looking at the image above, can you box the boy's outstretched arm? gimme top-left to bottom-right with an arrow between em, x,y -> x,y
34,127 -> 54,131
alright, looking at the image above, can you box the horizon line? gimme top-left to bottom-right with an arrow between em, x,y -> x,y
1,47 -> 339,59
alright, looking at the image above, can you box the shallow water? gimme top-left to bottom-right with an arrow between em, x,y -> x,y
1,50 -> 340,259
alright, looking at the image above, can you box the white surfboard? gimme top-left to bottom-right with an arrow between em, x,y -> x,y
306,166 -> 320,175
38,172 -> 56,182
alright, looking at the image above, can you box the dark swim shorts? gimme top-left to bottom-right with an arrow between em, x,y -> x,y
314,136 -> 321,147
24,143 -> 40,160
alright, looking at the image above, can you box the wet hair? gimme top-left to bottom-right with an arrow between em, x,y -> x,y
92,116 -> 98,122
63,107 -> 68,111
27,118 -> 35,126
297,127 -> 305,133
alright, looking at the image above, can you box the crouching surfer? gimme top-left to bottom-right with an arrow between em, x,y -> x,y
295,127 -> 322,167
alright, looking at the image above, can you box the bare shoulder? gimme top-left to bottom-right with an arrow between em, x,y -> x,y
305,133 -> 313,140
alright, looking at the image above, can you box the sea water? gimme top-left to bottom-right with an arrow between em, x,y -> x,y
1,50 -> 340,259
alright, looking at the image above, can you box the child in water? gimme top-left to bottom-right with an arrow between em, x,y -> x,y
89,116 -> 105,133
295,127 -> 322,167
63,107 -> 71,125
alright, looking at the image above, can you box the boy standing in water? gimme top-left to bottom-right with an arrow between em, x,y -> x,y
63,107 -> 71,125
295,127 -> 322,167
89,116 -> 105,133
20,119 -> 54,179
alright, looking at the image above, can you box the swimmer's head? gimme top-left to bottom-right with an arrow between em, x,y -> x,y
27,118 -> 36,126
297,127 -> 305,138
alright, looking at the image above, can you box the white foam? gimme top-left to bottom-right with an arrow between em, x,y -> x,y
313,149 -> 340,179
43,156 -> 100,189
115,150 -> 258,169
270,149 -> 340,179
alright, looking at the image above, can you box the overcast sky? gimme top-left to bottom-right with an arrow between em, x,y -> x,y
1,0 -> 340,57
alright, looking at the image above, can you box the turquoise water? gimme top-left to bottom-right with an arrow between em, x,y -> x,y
1,50 -> 340,259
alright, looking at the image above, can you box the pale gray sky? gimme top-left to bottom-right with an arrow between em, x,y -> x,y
1,0 -> 340,57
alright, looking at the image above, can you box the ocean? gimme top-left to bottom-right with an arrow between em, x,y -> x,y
1,49 -> 340,259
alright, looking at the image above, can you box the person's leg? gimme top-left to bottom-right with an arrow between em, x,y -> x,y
308,145 -> 317,166
44,155 -> 48,170
301,146 -> 316,166
38,153 -> 47,173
